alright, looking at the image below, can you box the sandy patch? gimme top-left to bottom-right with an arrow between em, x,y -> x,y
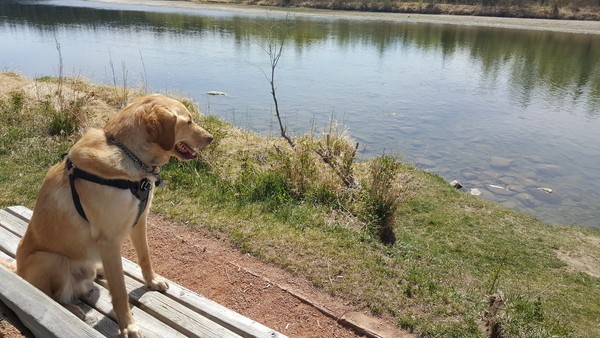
556,234 -> 600,278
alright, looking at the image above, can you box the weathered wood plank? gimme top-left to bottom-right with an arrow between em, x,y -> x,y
0,252 -> 29,336
123,256 -> 287,338
0,264 -> 104,338
0,209 -> 27,237
0,249 -> 15,264
0,224 -> 20,258
79,302 -> 121,337
95,276 -> 241,338
4,205 -> 32,224
83,280 -> 186,338
0,297 -> 34,337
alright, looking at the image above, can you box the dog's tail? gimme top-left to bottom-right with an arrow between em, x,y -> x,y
0,258 -> 16,272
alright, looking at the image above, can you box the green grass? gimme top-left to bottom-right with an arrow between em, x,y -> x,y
1,72 -> 599,337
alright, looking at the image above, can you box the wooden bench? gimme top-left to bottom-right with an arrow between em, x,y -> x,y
0,206 -> 287,338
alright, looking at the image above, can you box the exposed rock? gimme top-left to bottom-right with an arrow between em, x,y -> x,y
450,180 -> 462,189
489,156 -> 513,170
470,188 -> 482,196
487,184 -> 514,196
206,91 -> 227,96
529,186 -> 561,204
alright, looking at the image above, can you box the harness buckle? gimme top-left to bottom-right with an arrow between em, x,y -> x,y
140,178 -> 152,192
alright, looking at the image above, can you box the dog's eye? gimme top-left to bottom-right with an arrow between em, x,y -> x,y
187,120 -> 192,125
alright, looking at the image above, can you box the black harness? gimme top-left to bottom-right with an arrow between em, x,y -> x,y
66,147 -> 161,226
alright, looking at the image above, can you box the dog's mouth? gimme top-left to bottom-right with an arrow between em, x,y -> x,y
175,141 -> 198,160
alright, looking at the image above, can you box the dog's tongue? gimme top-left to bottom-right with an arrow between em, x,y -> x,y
176,142 -> 197,158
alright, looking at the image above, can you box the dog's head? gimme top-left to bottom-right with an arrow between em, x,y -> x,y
142,95 -> 213,161
106,94 -> 213,164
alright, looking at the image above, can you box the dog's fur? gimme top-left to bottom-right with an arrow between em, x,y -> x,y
14,94 -> 212,337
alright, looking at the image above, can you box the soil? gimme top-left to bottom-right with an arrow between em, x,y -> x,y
1,213 -> 411,338
121,214 -> 412,338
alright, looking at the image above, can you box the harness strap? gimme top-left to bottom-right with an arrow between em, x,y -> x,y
66,158 -> 155,226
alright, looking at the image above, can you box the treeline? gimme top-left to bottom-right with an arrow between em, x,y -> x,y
219,0 -> 600,20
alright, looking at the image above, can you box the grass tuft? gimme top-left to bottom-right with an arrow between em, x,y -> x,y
361,155 -> 413,244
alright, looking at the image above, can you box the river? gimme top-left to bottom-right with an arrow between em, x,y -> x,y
1,0 -> 599,227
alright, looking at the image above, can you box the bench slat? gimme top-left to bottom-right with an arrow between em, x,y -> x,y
0,222 -> 20,257
0,209 -> 27,237
95,276 -> 241,338
123,253 -> 286,338
79,302 -> 121,337
82,280 -> 187,338
0,294 -> 34,337
0,247 -> 15,263
0,264 -> 104,338
4,205 -> 32,224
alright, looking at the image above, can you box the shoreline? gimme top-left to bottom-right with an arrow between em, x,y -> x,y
94,0 -> 600,34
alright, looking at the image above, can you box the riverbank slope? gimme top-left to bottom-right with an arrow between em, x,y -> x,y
1,72 -> 600,336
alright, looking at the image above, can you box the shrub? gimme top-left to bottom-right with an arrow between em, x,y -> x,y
38,100 -> 77,136
362,155 -> 413,244
9,91 -> 25,113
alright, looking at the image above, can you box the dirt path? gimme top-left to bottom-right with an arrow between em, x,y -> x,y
121,214 -> 412,337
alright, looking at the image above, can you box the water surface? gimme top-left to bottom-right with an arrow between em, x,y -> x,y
1,0 -> 599,227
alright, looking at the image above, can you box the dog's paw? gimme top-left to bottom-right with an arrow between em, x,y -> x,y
121,323 -> 142,338
146,279 -> 169,292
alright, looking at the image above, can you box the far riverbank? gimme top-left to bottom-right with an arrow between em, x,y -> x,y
97,0 -> 600,34
187,0 -> 600,20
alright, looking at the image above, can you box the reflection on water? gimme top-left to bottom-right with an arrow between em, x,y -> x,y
1,0 -> 599,227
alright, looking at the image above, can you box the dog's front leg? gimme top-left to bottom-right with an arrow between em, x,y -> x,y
130,213 -> 168,292
98,239 -> 140,338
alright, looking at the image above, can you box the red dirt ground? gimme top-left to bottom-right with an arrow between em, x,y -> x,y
1,213 -> 412,338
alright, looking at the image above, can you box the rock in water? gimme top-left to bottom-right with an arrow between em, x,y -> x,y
489,156 -> 513,170
487,184 -> 514,196
206,91 -> 227,96
450,180 -> 463,189
535,164 -> 561,177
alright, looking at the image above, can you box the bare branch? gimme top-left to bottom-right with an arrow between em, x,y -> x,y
259,14 -> 295,148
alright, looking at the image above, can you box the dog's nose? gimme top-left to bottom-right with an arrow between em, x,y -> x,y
206,134 -> 214,144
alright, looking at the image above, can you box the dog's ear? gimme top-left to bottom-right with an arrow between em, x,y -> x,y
144,105 -> 177,151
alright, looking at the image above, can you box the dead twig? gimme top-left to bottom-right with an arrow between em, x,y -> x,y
315,134 -> 359,188
225,266 -> 232,284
